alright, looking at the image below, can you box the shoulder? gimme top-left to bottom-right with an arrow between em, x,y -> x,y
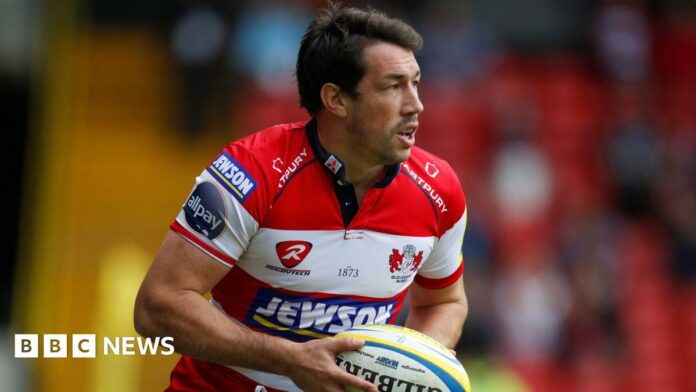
212,121 -> 310,181
224,121 -> 308,163
401,147 -> 464,199
403,147 -> 457,181
399,147 -> 466,231
206,121 -> 312,215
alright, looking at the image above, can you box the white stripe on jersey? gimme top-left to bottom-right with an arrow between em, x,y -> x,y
238,227 -> 437,297
418,209 -> 467,279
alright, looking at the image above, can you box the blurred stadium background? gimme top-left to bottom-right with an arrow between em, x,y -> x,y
2,0 -> 695,391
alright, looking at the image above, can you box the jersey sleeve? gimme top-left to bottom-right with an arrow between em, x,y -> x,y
170,145 -> 266,268
415,166 -> 467,289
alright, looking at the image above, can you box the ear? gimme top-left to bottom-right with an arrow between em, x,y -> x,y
319,83 -> 349,118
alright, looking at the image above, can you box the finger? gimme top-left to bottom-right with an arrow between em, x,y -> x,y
324,337 -> 366,353
331,369 -> 378,392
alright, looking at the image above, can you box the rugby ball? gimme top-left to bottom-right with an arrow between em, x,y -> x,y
335,324 -> 471,392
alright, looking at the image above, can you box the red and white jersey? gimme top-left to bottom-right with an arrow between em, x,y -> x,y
168,120 -> 467,391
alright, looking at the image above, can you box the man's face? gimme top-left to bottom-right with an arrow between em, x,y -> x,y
345,41 -> 424,167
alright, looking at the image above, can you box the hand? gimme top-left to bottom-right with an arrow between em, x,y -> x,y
282,337 -> 378,392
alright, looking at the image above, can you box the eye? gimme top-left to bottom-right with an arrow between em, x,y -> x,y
412,80 -> 420,89
388,84 -> 400,91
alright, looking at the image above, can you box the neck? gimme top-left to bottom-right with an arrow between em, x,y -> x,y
315,114 -> 385,190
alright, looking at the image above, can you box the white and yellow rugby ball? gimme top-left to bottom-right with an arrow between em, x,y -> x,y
335,324 -> 471,392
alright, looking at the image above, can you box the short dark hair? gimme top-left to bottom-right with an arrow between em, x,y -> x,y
296,3 -> 423,115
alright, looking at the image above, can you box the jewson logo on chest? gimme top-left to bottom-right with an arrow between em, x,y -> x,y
207,152 -> 257,202
246,288 -> 397,341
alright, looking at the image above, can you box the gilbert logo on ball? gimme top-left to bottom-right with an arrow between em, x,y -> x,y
335,324 -> 471,392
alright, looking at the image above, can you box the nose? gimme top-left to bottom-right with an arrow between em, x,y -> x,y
402,85 -> 424,116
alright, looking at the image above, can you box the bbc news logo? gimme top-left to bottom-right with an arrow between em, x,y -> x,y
14,334 -> 175,358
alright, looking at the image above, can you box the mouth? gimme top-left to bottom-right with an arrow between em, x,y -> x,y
397,123 -> 418,146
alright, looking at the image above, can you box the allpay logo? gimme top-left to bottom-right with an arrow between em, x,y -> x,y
14,334 -> 175,358
184,181 -> 226,240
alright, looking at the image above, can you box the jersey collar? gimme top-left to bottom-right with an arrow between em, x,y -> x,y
306,119 -> 400,189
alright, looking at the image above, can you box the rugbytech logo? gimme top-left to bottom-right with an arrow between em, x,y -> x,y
275,241 -> 312,268
14,334 -> 175,358
266,241 -> 313,276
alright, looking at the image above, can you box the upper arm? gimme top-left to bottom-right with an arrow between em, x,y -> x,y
410,274 -> 467,309
140,143 -> 268,298
142,144 -> 269,297
135,144 -> 266,336
134,230 -> 231,335
139,230 -> 231,298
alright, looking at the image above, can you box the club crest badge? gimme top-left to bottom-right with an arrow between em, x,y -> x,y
389,245 -> 424,273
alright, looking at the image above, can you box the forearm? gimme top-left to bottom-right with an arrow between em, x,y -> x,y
406,278 -> 469,348
134,288 -> 295,375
